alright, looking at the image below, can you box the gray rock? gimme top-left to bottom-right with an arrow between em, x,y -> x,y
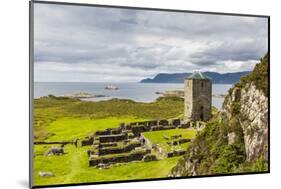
227,132 -> 236,145
38,171 -> 54,177
45,146 -> 64,156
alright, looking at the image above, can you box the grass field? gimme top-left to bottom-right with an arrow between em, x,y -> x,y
34,96 -> 184,141
143,128 -> 197,152
33,96 -> 189,186
45,117 -> 144,142
34,145 -> 181,186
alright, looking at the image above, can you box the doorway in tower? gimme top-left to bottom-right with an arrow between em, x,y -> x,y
200,106 -> 204,121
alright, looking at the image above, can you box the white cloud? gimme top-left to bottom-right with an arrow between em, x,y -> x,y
33,3 -> 268,82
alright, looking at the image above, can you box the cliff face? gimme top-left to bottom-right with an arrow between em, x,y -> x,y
170,54 -> 268,177
223,83 -> 268,162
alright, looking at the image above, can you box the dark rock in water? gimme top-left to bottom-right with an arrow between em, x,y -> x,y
155,91 -> 163,95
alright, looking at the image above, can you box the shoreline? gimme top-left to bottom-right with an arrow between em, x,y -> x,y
34,94 -> 225,109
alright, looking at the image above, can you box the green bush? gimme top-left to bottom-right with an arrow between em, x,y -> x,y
173,115 -> 246,175
210,144 -> 245,173
239,156 -> 268,172
239,53 -> 268,96
231,102 -> 241,115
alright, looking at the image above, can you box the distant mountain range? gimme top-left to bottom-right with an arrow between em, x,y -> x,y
140,71 -> 251,84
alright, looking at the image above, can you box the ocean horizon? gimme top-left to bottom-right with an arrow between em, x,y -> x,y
34,82 -> 233,109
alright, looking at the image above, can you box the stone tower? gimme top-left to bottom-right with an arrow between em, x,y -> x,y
184,71 -> 212,122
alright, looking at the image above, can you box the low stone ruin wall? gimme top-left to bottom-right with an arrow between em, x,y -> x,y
95,128 -> 122,136
151,125 -> 176,131
93,119 -> 202,143
99,133 -> 128,143
171,119 -> 181,126
126,119 -> 180,129
143,154 -> 157,162
98,141 -> 142,156
131,124 -> 178,134
34,141 -> 71,145
148,120 -> 158,126
81,137 -> 94,146
167,138 -> 191,146
94,118 -> 184,139
98,142 -> 118,148
158,120 -> 169,126
131,125 -> 150,134
124,125 -> 132,130
95,130 -> 111,136
110,128 -> 122,135
89,149 -> 150,166
167,149 -> 186,158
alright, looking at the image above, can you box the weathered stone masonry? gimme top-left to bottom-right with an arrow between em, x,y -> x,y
184,71 -> 212,122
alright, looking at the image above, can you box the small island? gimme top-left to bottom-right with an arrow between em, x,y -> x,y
104,84 -> 119,90
63,92 -> 107,99
155,90 -> 184,98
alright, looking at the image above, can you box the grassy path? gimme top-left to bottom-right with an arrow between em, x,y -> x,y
63,147 -> 84,184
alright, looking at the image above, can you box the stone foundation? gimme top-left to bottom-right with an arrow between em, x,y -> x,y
99,133 -> 128,143
89,149 -> 150,166
81,137 -> 94,146
98,141 -> 142,156
167,149 -> 186,158
87,118 -> 201,167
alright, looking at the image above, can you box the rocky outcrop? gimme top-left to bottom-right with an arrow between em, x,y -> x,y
222,83 -> 268,161
169,147 -> 201,177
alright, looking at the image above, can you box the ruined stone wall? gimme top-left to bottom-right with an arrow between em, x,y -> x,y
81,137 -> 94,146
99,133 -> 128,143
89,149 -> 150,166
98,142 -> 142,156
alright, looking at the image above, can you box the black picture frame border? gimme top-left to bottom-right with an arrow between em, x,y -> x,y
29,1 -> 270,188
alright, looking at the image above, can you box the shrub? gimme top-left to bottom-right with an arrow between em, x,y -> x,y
210,144 -> 246,173
239,53 -> 268,96
231,102 -> 241,115
239,156 -> 268,172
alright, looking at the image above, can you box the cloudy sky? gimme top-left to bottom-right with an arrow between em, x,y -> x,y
34,3 -> 268,82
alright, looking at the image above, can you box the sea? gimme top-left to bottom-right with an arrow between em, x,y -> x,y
34,82 -> 233,109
